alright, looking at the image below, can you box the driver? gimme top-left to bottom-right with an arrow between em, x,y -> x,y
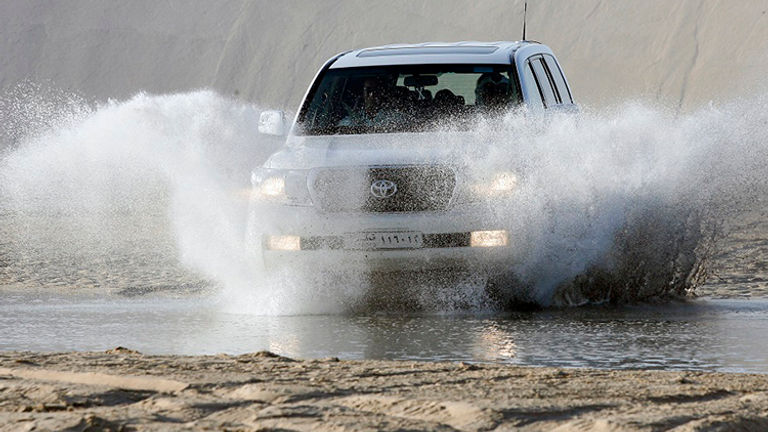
475,72 -> 512,112
338,76 -> 404,128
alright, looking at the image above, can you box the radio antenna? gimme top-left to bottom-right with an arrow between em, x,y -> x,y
522,0 -> 528,40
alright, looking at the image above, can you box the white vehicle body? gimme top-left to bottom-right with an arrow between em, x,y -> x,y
251,41 -> 575,288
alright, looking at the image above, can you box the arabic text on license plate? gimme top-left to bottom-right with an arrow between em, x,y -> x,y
365,232 -> 423,249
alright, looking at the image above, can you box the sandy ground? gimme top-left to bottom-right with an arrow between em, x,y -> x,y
1,349 -> 768,431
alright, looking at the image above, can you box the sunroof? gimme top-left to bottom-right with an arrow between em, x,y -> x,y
358,46 -> 499,58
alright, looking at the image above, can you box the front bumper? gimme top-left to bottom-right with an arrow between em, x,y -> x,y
252,199 -> 517,274
261,230 -> 512,273
265,230 -> 508,251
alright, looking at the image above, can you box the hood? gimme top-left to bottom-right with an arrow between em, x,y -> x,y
264,132 -> 484,169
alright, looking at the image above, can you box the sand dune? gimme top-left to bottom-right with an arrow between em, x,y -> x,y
2,1 -> 767,111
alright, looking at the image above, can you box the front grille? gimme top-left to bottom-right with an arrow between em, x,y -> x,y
310,165 -> 456,213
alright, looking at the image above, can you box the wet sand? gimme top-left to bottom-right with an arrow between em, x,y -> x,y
2,349 -> 768,431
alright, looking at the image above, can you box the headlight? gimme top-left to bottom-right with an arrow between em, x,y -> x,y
473,171 -> 519,196
258,176 -> 286,197
250,168 -> 312,205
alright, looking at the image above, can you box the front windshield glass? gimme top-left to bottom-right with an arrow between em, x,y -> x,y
297,64 -> 521,135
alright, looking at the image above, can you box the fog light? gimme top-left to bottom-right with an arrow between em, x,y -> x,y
470,230 -> 508,247
265,235 -> 301,251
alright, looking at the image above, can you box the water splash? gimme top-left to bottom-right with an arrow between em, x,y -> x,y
2,87 -> 768,313
0,90 -> 272,297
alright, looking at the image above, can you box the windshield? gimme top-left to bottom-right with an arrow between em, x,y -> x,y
296,64 -> 522,135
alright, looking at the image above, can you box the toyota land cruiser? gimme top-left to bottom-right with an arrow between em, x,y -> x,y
249,41 -> 575,302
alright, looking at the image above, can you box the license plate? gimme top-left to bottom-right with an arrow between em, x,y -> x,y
347,231 -> 424,250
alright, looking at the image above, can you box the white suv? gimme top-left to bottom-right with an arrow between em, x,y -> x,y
250,41 -> 575,301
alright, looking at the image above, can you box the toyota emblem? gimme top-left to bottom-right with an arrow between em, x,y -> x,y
370,179 -> 398,198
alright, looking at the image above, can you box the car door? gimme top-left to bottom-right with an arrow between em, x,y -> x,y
521,58 -> 544,109
529,56 -> 558,108
543,54 -> 573,105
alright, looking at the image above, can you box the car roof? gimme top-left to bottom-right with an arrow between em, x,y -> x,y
329,41 -> 536,69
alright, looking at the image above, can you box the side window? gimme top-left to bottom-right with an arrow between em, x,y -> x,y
530,57 -> 557,107
544,55 -> 572,103
522,61 -> 544,108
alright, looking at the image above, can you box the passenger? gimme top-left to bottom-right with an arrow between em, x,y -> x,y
475,72 -> 512,113
433,89 -> 462,116
338,77 -> 405,128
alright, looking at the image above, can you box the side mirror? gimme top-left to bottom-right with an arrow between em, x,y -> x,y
258,110 -> 287,136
